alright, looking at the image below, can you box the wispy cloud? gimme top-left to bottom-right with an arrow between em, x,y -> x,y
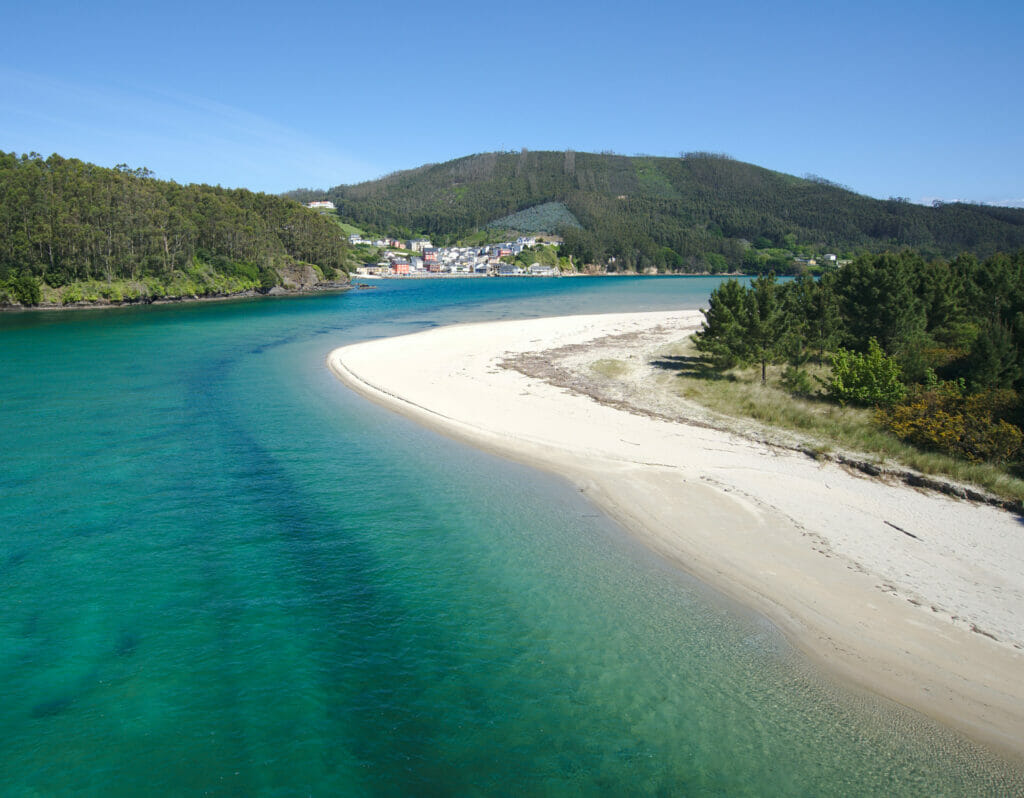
0,68 -> 378,192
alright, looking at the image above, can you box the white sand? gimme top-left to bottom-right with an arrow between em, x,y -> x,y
328,310 -> 1024,757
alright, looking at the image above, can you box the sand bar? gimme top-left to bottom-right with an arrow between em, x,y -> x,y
328,310 -> 1024,758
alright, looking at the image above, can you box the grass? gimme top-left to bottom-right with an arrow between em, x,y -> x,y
321,213 -> 363,237
336,221 -> 364,236
591,359 -> 630,379
657,338 -> 1024,503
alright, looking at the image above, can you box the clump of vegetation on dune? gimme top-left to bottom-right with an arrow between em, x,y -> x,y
678,249 -> 1024,503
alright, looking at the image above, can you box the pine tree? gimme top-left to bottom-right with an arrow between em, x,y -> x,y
966,320 -> 1022,390
744,274 -> 790,383
695,274 -> 790,383
694,278 -> 749,369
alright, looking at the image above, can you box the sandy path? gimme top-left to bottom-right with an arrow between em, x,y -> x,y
328,310 -> 1024,758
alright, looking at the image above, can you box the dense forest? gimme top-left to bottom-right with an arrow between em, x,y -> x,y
287,150 -> 1024,272
695,249 -> 1024,476
0,151 -> 349,306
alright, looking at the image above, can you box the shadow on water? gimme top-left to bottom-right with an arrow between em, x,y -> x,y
177,346 -> 442,790
31,694 -> 77,719
649,354 -> 736,381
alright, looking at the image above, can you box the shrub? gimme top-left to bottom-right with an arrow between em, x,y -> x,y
880,384 -> 1023,464
62,284 -> 83,305
826,338 -> 906,406
259,269 -> 278,290
11,275 -> 41,306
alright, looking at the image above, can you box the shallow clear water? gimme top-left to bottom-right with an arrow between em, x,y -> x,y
2,278 -> 1021,795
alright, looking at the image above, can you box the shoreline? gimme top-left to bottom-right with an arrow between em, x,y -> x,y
0,282 -> 351,313
327,310 -> 1024,761
351,271 -> 751,280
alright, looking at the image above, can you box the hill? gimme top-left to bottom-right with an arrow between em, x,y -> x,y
293,151 -> 1024,272
1,152 -> 350,307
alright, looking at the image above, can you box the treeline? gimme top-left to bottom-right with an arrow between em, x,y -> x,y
1,151 -> 348,304
696,249 -> 1024,468
290,151 -> 1024,272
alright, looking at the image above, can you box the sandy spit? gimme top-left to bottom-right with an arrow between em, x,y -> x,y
328,310 -> 1024,759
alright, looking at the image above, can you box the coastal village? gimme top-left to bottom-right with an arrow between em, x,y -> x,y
307,201 -> 562,278
308,201 -> 851,278
348,234 -> 561,278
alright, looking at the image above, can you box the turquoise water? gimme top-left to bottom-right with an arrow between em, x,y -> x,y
2,277 -> 1021,795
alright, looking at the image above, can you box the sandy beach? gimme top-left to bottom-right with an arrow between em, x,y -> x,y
328,310 -> 1024,759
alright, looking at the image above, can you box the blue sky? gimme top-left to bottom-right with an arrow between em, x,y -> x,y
2,0 -> 1021,205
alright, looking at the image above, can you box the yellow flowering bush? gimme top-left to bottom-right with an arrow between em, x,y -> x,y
879,384 -> 1023,464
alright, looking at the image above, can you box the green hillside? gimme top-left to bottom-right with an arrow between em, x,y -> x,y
1,152 -> 350,307
299,150 -> 1024,272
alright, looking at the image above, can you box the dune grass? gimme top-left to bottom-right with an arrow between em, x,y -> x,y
658,338 -> 1024,504
591,358 -> 631,379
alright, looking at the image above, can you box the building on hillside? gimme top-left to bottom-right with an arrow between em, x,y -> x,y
356,263 -> 391,276
392,261 -> 411,275
306,200 -> 335,209
528,263 -> 558,276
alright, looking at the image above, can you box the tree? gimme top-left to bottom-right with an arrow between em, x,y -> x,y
964,320 -> 1022,391
0,150 -> 350,302
695,274 -> 790,383
694,278 -> 748,369
744,274 -> 791,382
783,272 -> 842,363
833,252 -> 926,353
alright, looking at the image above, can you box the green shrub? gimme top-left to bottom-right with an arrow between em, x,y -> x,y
826,338 -> 906,406
62,284 -> 84,305
259,269 -> 278,290
10,275 -> 41,306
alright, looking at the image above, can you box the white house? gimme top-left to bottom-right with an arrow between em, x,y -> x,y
528,263 -> 558,276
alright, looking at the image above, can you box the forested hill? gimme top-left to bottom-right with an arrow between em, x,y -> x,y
1,152 -> 349,307
289,151 -> 1024,272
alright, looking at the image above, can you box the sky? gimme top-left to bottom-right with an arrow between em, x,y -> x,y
2,0 -> 1022,206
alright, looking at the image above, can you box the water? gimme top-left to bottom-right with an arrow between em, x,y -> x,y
2,277 -> 1021,795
